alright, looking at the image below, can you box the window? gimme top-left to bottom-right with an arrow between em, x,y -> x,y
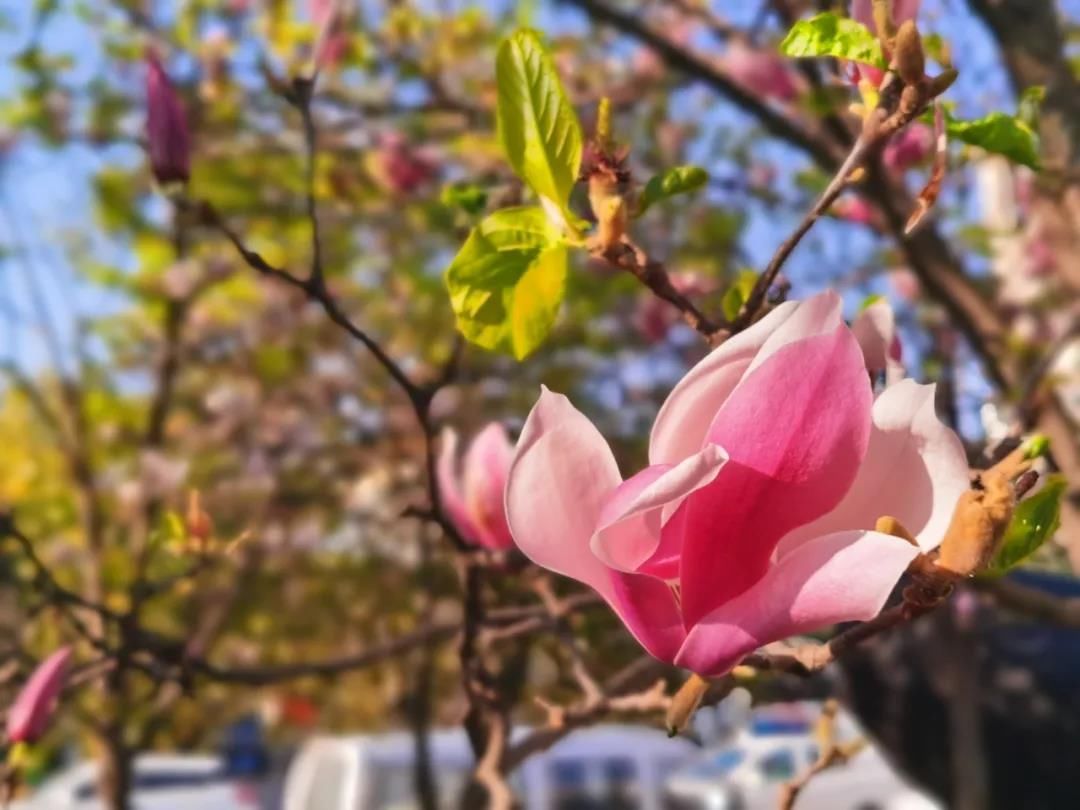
601,758 -> 640,810
687,749 -> 745,779
73,767 -> 226,799
759,749 -> 797,782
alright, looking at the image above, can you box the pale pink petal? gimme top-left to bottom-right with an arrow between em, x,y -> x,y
463,422 -> 515,550
506,388 -> 685,661
777,379 -> 969,555
590,445 -> 728,574
7,647 -> 71,743
723,42 -> 800,102
675,530 -> 918,676
745,289 -> 843,375
676,322 -> 873,627
852,298 -> 904,382
649,301 -> 801,465
437,428 -> 483,545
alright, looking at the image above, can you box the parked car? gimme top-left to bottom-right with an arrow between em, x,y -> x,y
283,724 -> 697,810
663,704 -> 942,810
12,753 -> 262,810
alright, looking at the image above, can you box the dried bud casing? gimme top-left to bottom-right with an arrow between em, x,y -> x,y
893,21 -> 925,86
666,674 -> 710,737
185,490 -> 214,545
936,446 -> 1033,577
588,173 -> 628,250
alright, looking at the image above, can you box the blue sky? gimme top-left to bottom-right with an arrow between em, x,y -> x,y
0,0 -> 1062,436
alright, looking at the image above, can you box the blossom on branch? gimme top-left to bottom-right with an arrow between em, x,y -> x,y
145,51 -> 191,185
7,647 -> 71,744
505,291 -> 968,676
438,423 -> 515,550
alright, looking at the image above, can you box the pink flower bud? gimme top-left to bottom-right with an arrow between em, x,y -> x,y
834,196 -> 878,226
721,42 -> 800,102
367,133 -> 437,196
7,647 -> 71,744
145,52 -> 191,185
883,123 -> 933,172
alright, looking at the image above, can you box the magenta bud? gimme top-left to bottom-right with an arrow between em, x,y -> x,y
146,51 -> 191,185
7,647 -> 71,744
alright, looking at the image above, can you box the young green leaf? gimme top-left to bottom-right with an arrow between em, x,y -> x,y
496,30 -> 582,214
1017,85 -> 1045,131
779,12 -> 885,68
721,269 -> 759,322
946,112 -> 1040,170
636,166 -> 709,216
445,206 -> 568,359
984,474 -> 1066,576
440,183 -> 488,215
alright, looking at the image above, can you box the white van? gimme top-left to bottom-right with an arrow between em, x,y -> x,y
663,708 -> 941,810
12,754 -> 262,810
283,724 -> 696,810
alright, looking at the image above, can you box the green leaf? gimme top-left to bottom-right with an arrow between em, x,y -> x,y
440,183 -> 488,215
985,475 -> 1067,575
637,166 -> 709,216
496,30 -> 583,214
721,269 -> 759,322
1017,85 -> 1045,131
445,207 -> 568,359
779,12 -> 885,68
946,112 -> 1041,170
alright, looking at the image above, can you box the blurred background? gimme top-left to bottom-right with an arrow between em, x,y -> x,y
0,0 -> 1077,808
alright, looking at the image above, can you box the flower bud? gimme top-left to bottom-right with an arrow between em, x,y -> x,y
893,21 -> 925,86
7,647 -> 71,744
145,51 -> 191,186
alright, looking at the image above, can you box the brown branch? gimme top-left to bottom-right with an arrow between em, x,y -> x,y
778,700 -> 866,810
973,576 -> 1080,628
504,656 -> 671,771
186,620 -> 459,685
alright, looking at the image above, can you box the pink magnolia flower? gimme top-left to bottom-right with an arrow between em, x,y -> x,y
367,133 -> 438,196
721,41 -> 801,102
146,51 -> 191,185
310,0 -> 349,69
883,123 -> 933,172
438,423 -> 515,550
851,0 -> 921,87
7,647 -> 71,744
506,292 -> 967,676
834,196 -> 879,226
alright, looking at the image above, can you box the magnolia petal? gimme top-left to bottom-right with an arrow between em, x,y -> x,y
506,388 -> 685,661
777,379 -> 969,556
437,428 -> 484,545
852,299 -> 904,383
463,422 -> 515,549
7,647 -> 72,743
675,530 -> 918,676
649,301 -> 800,465
591,445 -> 728,574
677,322 -> 873,627
744,289 -> 843,376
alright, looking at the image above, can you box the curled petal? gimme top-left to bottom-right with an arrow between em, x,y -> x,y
591,445 -> 728,574
852,298 -> 904,383
7,647 -> 71,744
437,428 -> 482,544
778,379 -> 969,556
677,321 -> 873,627
463,422 -> 515,550
506,388 -> 685,661
675,530 -> 918,676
